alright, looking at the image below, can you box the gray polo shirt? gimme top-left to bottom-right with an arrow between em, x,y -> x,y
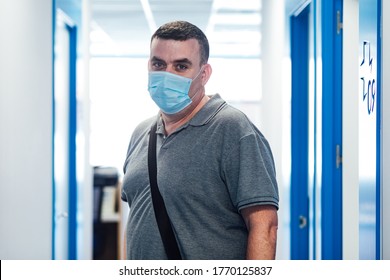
121,94 -> 279,260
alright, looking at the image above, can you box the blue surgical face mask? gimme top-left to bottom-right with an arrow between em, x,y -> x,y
148,69 -> 202,114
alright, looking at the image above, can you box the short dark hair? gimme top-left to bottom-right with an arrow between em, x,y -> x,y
151,21 -> 209,65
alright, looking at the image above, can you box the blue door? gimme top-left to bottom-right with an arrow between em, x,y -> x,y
291,0 -> 343,260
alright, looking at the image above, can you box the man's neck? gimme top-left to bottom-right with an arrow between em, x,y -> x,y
161,94 -> 210,136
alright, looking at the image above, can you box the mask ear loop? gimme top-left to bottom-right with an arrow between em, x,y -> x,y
193,65 -> 205,81
189,65 -> 205,101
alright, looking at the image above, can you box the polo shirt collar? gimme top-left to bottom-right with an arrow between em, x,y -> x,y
156,94 -> 227,134
189,94 -> 226,126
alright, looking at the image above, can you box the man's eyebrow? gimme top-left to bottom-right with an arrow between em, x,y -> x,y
150,56 -> 165,62
150,56 -> 192,66
173,58 -> 192,65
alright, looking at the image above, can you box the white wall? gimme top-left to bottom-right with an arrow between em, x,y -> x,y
262,0 -> 287,259
78,0 -> 93,260
342,0 -> 389,260
382,0 -> 390,260
342,0 -> 360,259
0,0 -> 53,259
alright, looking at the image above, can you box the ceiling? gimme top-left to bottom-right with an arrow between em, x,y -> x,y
90,0 -> 263,58
57,0 -> 304,58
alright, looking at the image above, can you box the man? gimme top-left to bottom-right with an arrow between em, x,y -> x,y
121,21 -> 279,260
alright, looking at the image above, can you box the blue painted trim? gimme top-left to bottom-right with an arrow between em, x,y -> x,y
321,0 -> 343,260
376,0 -> 382,260
290,4 -> 310,260
54,1 -> 80,261
67,24 -> 78,260
51,0 -> 56,260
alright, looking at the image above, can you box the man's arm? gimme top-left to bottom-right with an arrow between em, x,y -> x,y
241,205 -> 278,260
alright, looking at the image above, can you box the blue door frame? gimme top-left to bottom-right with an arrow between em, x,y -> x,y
376,0 -> 382,260
67,23 -> 78,261
291,0 -> 343,260
290,4 -> 310,260
52,2 -> 78,260
321,0 -> 343,260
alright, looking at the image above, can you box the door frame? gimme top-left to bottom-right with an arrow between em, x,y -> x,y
290,2 -> 311,260
52,6 -> 78,260
321,0 -> 343,260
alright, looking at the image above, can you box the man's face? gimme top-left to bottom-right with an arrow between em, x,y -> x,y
148,38 -> 203,80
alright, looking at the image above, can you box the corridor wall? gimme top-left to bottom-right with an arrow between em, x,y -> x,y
0,0 -> 54,259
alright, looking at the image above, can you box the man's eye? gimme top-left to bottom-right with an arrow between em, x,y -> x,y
152,62 -> 165,69
176,64 -> 188,71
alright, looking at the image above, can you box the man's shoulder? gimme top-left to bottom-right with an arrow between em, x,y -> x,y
210,100 -> 265,140
214,102 -> 253,128
133,115 -> 156,135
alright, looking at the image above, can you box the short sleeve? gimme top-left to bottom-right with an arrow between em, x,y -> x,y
223,133 -> 279,211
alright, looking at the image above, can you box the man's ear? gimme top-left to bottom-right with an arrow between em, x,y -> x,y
201,63 -> 212,86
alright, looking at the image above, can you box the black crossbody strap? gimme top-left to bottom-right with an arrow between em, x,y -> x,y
148,122 -> 182,260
